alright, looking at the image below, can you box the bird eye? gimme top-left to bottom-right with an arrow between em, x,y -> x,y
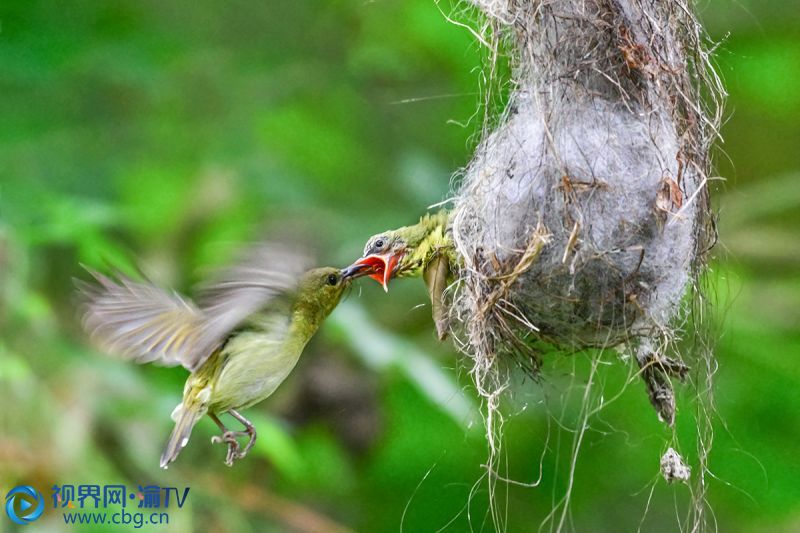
327,273 -> 338,286
374,239 -> 385,249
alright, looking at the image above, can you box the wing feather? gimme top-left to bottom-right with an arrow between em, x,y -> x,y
79,271 -> 209,368
194,244 -> 311,358
79,243 -> 312,371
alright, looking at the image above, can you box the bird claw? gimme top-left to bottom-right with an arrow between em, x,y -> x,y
211,430 -> 244,466
211,429 -> 255,466
225,446 -> 242,467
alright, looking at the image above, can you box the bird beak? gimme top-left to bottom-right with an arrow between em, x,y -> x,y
340,262 -> 373,281
349,253 -> 401,292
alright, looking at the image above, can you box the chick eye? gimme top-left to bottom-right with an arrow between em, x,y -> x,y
374,239 -> 385,249
327,273 -> 339,286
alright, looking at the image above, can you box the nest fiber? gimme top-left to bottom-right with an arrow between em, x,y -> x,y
450,0 -> 723,424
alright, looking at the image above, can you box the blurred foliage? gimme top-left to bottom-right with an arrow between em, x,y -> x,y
1,0 -> 799,531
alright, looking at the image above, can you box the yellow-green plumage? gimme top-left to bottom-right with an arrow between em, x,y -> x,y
80,246 -> 349,468
358,210 -> 456,339
384,209 -> 453,278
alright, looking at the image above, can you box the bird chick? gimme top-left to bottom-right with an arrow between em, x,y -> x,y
346,210 -> 455,339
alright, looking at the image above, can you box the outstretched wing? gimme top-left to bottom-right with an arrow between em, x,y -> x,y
79,243 -> 312,372
195,243 -> 312,355
79,271 -> 210,369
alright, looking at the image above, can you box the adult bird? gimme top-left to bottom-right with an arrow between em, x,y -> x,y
347,210 -> 456,340
79,245 -> 365,468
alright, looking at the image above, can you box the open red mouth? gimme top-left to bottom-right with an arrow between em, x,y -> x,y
355,253 -> 400,292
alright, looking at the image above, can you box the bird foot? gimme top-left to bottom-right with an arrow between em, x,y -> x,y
211,431 -> 246,466
211,429 -> 256,466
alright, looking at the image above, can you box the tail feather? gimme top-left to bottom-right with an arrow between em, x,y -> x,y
160,403 -> 204,469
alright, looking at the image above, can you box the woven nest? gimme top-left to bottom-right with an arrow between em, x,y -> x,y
448,0 -> 724,432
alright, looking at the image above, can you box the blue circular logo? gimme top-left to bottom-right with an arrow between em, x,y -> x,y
5,486 -> 44,525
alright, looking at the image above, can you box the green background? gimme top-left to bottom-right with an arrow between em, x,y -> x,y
1,1 -> 798,531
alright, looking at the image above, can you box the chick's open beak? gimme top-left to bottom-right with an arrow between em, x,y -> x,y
348,253 -> 401,292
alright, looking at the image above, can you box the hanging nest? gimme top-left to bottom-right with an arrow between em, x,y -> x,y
448,0 -> 724,431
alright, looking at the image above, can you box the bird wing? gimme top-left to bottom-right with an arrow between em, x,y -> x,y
423,252 -> 451,341
79,270 -> 210,369
80,243 -> 311,372
191,243 -> 312,369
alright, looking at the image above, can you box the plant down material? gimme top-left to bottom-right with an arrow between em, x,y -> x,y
449,0 -> 723,431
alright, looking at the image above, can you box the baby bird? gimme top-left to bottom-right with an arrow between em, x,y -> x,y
80,245 -> 362,468
347,210 -> 456,339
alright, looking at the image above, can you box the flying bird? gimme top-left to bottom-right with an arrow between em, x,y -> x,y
347,210 -> 456,339
79,245 -> 366,468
